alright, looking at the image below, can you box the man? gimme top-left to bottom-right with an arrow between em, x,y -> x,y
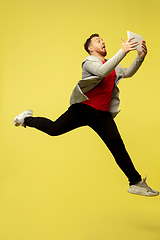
14,34 -> 159,196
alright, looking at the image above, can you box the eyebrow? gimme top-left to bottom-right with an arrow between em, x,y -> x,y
96,38 -> 103,41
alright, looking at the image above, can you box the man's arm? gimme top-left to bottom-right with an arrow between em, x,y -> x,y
123,40 -> 147,78
83,49 -> 126,78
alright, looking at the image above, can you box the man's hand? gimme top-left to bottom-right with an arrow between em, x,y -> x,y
138,40 -> 147,58
121,37 -> 139,54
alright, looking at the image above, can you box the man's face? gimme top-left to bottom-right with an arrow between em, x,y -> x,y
89,37 -> 107,57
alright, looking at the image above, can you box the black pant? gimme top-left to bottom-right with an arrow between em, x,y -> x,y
24,103 -> 141,185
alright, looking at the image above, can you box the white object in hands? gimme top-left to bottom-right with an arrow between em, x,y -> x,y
127,31 -> 143,52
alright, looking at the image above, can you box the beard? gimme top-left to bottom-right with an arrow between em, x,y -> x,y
99,49 -> 107,57
101,50 -> 107,57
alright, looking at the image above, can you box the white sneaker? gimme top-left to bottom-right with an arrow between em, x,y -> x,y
128,178 -> 159,196
14,110 -> 33,127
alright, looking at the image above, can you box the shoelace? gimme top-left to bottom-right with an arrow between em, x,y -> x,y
139,178 -> 154,192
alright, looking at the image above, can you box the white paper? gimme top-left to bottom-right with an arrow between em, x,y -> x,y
127,31 -> 143,52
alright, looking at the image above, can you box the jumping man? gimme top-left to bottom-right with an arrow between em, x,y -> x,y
14,34 -> 159,196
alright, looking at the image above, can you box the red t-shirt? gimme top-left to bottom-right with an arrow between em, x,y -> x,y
82,61 -> 116,111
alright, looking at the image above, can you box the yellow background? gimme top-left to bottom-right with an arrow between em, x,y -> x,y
1,0 -> 160,239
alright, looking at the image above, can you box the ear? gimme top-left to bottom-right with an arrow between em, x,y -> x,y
88,45 -> 94,53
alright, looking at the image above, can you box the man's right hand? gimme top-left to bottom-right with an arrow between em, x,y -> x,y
121,37 -> 140,54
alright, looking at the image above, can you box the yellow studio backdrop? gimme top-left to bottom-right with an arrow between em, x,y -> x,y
1,0 -> 160,239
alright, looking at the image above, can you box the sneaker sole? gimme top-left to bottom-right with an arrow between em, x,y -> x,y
128,188 -> 159,197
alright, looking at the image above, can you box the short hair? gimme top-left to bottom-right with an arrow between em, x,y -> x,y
84,33 -> 100,54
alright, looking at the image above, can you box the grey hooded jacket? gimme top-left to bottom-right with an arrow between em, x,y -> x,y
70,49 -> 144,117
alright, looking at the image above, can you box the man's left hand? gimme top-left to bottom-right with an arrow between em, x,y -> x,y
138,40 -> 147,58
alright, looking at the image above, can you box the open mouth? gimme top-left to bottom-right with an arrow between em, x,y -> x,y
102,45 -> 106,49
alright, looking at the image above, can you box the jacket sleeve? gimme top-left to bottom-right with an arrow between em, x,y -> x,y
83,49 -> 126,78
122,55 -> 144,78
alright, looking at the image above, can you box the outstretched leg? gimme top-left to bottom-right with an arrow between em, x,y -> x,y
15,104 -> 87,136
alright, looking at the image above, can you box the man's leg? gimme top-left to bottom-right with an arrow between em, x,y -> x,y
17,104 -> 88,136
90,110 -> 159,196
89,111 -> 142,186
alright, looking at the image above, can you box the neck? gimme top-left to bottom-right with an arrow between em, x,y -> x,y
90,52 -> 105,62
